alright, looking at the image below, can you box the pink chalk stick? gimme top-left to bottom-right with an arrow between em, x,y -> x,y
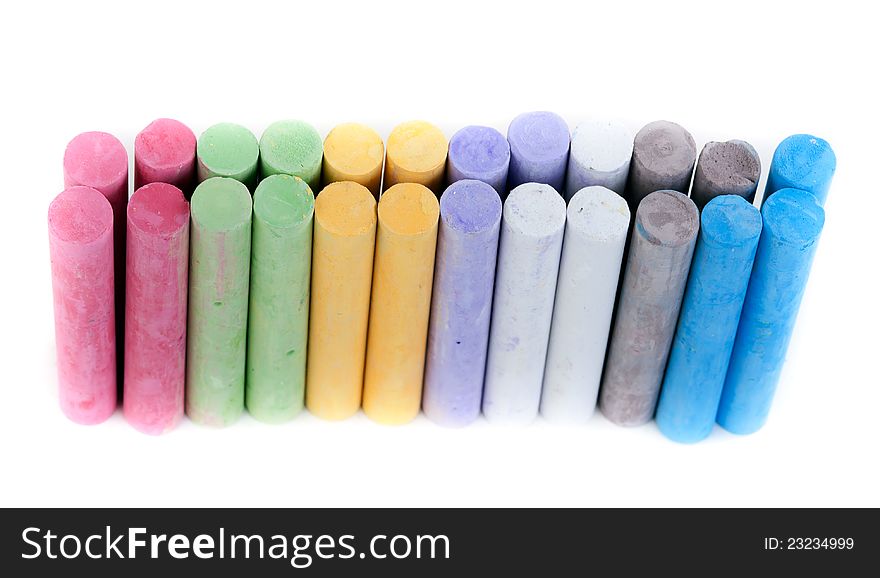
48,186 -> 117,424
134,118 -> 197,194
123,183 -> 190,434
63,131 -> 129,381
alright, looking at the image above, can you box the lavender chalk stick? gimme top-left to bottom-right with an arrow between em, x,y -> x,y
483,183 -> 566,425
423,180 -> 502,427
565,121 -> 633,201
625,120 -> 696,209
506,112 -> 570,195
690,140 -> 761,209
541,186 -> 630,423
600,190 -> 699,426
446,126 -> 510,194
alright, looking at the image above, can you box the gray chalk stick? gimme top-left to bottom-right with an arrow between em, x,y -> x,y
599,190 -> 699,426
690,140 -> 761,209
625,121 -> 696,209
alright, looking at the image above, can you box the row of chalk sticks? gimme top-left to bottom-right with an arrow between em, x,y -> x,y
49,112 -> 835,442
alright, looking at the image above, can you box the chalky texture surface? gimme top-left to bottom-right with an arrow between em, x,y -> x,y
186,177 -> 253,427
49,186 -> 117,425
384,121 -> 448,194
322,123 -> 384,197
565,121 -> 633,200
483,183 -> 566,424
764,134 -> 836,205
197,123 -> 260,190
246,175 -> 314,423
625,120 -> 696,209
446,125 -> 510,194
506,111 -> 570,194
134,118 -> 197,194
690,140 -> 761,209
123,183 -> 190,434
600,190 -> 699,426
423,180 -> 502,427
718,188 -> 825,434
259,120 -> 324,190
656,195 -> 762,442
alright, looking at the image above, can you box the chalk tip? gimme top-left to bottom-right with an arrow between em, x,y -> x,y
63,131 -> 128,191
761,188 -> 825,248
191,177 -> 253,231
701,195 -> 762,248
567,186 -> 630,241
504,182 -> 566,238
378,182 -> 439,236
635,190 -> 699,247
253,174 -> 314,229
48,186 -> 114,244
315,181 -> 376,236
440,179 -> 502,234
128,182 -> 189,237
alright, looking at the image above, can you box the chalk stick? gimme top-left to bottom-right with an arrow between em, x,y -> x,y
599,190 -> 699,426
483,183 -> 566,425
446,125 -> 510,194
541,186 -> 630,423
383,121 -> 448,194
63,131 -> 128,382
655,195 -> 762,443
690,140 -> 761,209
423,180 -> 502,427
764,134 -> 836,205
506,111 -> 570,194
717,188 -> 825,434
196,123 -> 259,190
306,181 -> 377,420
625,120 -> 696,209
363,183 -> 439,424
48,186 -> 116,424
134,118 -> 197,195
186,177 -> 253,427
322,123 -> 384,197
123,183 -> 190,435
565,121 -> 633,201
259,120 -> 324,190
245,175 -> 314,423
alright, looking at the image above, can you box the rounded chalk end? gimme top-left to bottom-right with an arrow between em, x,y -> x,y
191,177 -> 252,232
632,120 -> 696,176
197,123 -> 259,181
770,134 -> 836,196
48,186 -> 114,245
128,182 -> 189,237
761,188 -> 825,249
315,181 -> 377,237
440,179 -> 502,234
701,195 -> 762,248
507,111 -> 570,163
567,186 -> 630,241
378,182 -> 440,236
63,131 -> 128,193
448,125 -> 510,182
636,190 -> 699,247
259,119 -> 323,179
135,118 -> 196,171
253,174 -> 314,229
386,120 -> 448,174
323,123 -> 384,180
504,182 -> 566,238
570,121 -> 633,172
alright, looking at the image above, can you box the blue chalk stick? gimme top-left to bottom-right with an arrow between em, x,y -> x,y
764,134 -> 836,205
656,196 -> 762,443
717,188 -> 825,435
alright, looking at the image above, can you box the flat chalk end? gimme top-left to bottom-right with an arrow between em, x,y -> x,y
253,174 -> 314,228
378,183 -> 440,236
504,182 -> 566,238
440,179 -> 502,234
761,188 -> 825,249
636,190 -> 699,247
507,111 -> 570,162
49,186 -> 113,244
63,132 -> 128,193
315,181 -> 376,237
701,195 -> 762,248
567,186 -> 630,241
191,177 -> 253,231
128,183 -> 189,237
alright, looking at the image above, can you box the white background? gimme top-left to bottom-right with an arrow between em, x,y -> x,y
1,0 -> 877,507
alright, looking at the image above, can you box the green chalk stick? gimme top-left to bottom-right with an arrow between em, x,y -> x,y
186,177 -> 253,427
197,123 -> 260,190
246,174 -> 315,423
259,120 -> 323,190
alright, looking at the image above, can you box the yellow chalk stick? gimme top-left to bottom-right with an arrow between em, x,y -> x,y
383,121 -> 448,194
306,182 -> 377,420
322,123 -> 385,198
362,183 -> 440,424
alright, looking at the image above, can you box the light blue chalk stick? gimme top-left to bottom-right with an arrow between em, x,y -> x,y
656,196 -> 762,443
716,188 -> 825,435
764,134 -> 836,205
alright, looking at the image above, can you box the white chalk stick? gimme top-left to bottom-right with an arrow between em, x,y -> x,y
565,121 -> 633,201
483,183 -> 566,425
541,186 -> 630,423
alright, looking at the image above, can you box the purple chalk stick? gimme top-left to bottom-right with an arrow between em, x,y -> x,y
423,180 -> 503,427
506,111 -> 570,195
447,126 -> 510,194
